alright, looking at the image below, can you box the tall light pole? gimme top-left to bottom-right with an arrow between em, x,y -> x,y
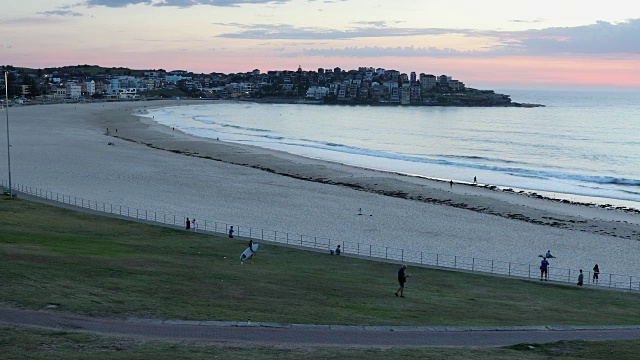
4,71 -> 12,198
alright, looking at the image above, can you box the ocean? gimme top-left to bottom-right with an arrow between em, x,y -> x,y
144,89 -> 640,209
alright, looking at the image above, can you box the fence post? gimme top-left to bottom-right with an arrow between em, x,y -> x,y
357,243 -> 359,255
609,274 -> 612,287
401,249 -> 404,262
454,256 -> 457,268
370,245 -> 372,257
491,260 -> 494,273
286,233 -> 289,245
315,237 -> 317,248
631,276 -> 633,290
508,262 -> 511,276
385,247 -> 388,259
173,215 -> 175,225
568,269 -> 571,282
528,265 -> 531,278
436,254 -> 439,266
472,258 -> 475,271
261,229 -> 264,241
420,251 -> 423,264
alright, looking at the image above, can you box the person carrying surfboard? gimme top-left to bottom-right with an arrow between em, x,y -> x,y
248,239 -> 255,255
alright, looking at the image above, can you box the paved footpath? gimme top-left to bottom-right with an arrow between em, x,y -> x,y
2,308 -> 640,347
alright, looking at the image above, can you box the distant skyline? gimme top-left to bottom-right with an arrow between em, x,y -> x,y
2,1 -> 640,89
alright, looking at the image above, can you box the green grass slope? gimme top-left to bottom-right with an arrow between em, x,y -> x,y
1,197 -> 639,326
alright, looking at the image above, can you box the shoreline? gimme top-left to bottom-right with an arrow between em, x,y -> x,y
101,101 -> 640,240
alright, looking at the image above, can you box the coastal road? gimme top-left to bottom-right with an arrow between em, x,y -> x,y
2,308 -> 640,347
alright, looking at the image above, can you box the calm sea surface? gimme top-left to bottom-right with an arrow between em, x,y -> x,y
145,89 -> 640,208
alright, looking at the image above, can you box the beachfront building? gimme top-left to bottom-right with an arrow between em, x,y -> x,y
306,86 -> 329,99
420,74 -> 437,91
67,84 -> 82,98
85,80 -> 96,95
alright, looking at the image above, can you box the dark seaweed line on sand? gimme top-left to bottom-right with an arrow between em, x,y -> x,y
111,135 -> 640,241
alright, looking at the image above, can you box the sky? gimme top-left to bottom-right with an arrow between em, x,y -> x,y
1,0 -> 640,89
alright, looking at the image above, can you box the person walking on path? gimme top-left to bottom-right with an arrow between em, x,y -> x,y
185,217 -> 191,231
395,265 -> 410,297
540,257 -> 549,281
577,269 -> 584,286
593,264 -> 600,284
192,218 -> 198,232
229,225 -> 234,238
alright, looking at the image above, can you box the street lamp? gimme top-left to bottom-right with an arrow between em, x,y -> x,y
4,70 -> 12,198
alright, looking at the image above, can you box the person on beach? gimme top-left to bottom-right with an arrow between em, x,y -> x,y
473,176 -> 477,184
192,218 -> 197,232
593,264 -> 600,283
229,225 -> 234,238
577,269 -> 584,286
185,217 -> 191,231
395,264 -> 409,297
540,257 -> 549,281
450,180 -> 453,188
545,250 -> 552,258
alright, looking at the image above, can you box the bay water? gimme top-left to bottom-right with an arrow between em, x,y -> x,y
145,89 -> 640,209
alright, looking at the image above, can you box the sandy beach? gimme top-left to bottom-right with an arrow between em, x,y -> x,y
2,101 -> 640,276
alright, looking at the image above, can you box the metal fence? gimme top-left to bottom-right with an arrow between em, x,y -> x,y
4,179 -> 640,291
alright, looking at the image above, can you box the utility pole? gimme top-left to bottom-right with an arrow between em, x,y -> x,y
4,71 -> 12,198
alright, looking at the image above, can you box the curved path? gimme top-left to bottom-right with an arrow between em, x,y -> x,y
2,308 -> 640,347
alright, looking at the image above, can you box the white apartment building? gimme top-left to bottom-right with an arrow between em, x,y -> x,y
67,84 -> 82,98
85,80 -> 96,95
420,74 -> 437,91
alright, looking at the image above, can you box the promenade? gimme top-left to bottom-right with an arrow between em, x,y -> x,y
3,308 -> 640,347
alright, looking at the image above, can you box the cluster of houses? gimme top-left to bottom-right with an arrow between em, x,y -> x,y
3,65 -> 512,106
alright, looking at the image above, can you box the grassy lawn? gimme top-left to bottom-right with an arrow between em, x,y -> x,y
2,326 -> 640,360
1,196 -> 640,327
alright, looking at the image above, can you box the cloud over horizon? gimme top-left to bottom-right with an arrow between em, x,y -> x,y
213,19 -> 640,58
83,0 -> 289,7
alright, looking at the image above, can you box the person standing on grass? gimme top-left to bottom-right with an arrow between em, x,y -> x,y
577,269 -> 584,286
395,265 -> 409,297
593,264 -> 600,284
192,218 -> 198,232
185,217 -> 191,231
229,225 -> 234,238
540,257 -> 549,281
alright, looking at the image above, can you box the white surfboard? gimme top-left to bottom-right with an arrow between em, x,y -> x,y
240,244 -> 259,261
